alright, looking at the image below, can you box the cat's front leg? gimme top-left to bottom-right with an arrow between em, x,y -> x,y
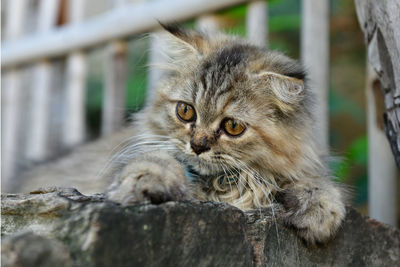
277,177 -> 346,244
106,151 -> 190,205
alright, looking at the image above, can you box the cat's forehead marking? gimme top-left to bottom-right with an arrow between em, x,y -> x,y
194,93 -> 240,127
197,44 -> 249,102
213,44 -> 248,68
189,44 -> 255,125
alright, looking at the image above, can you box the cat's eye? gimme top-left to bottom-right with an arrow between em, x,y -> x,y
176,101 -> 196,122
222,118 -> 246,137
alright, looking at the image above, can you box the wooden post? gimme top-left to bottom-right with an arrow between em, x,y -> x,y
367,64 -> 398,227
2,0 -> 253,68
355,0 -> 400,168
196,14 -> 221,33
301,0 -> 329,152
1,0 -> 28,190
102,41 -> 127,135
355,0 -> 400,227
63,0 -> 87,147
147,31 -> 166,102
246,0 -> 268,47
27,0 -> 61,161
101,0 -> 128,136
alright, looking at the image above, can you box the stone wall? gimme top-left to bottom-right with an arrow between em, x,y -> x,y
1,188 -> 399,266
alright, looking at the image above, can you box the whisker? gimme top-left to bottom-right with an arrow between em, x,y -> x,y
224,163 -> 243,203
216,154 -> 282,208
266,195 -> 283,264
98,134 -> 180,179
221,164 -> 235,204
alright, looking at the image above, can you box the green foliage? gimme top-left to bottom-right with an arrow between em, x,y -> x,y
125,37 -> 149,112
331,135 -> 368,205
217,3 -> 247,17
269,15 -> 300,32
331,135 -> 367,182
329,88 -> 365,124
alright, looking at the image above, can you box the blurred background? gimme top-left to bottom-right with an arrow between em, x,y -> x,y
1,0 -> 399,227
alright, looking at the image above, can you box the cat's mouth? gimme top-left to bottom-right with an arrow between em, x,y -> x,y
174,152 -> 226,177
183,161 -> 241,187
181,160 -> 241,184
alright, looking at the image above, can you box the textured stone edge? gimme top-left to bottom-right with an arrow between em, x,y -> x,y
1,188 -> 400,266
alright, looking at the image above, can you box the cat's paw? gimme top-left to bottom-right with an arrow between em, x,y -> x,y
277,184 -> 345,245
107,154 -> 190,205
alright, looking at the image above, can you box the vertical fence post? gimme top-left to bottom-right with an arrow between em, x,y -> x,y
26,0 -> 61,161
63,0 -> 87,147
196,14 -> 221,33
1,0 -> 28,190
102,41 -> 128,135
301,0 -> 329,152
147,0 -> 168,103
101,0 -> 128,136
147,30 -> 168,102
246,0 -> 268,47
367,64 -> 398,227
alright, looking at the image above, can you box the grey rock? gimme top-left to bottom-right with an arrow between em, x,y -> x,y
2,231 -> 72,267
1,188 -> 399,267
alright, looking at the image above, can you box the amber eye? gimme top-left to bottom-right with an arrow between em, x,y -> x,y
222,118 -> 246,137
176,101 -> 196,122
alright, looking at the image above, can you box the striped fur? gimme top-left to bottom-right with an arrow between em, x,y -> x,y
107,26 -> 346,244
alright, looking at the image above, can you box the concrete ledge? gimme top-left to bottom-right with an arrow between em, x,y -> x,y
1,188 -> 399,266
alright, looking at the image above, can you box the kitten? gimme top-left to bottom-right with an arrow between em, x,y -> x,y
106,24 -> 346,244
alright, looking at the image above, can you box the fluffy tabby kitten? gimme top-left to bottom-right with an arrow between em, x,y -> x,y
107,25 -> 345,244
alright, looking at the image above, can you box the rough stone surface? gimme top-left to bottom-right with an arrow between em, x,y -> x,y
1,188 -> 400,267
2,231 -> 73,267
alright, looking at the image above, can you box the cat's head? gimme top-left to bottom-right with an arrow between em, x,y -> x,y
143,25 -> 321,180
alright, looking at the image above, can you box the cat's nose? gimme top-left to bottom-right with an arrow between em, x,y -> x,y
190,136 -> 210,155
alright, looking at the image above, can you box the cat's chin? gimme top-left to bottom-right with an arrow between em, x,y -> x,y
191,162 -> 222,176
175,153 -> 223,176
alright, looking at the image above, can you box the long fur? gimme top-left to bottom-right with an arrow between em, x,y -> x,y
106,25 -> 346,244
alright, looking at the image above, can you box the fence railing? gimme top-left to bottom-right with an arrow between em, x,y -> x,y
1,0 -> 397,226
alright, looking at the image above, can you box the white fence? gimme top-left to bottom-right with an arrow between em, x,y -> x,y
1,0 -> 397,226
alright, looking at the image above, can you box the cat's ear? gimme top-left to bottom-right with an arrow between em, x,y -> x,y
257,71 -> 305,111
160,23 -> 209,55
